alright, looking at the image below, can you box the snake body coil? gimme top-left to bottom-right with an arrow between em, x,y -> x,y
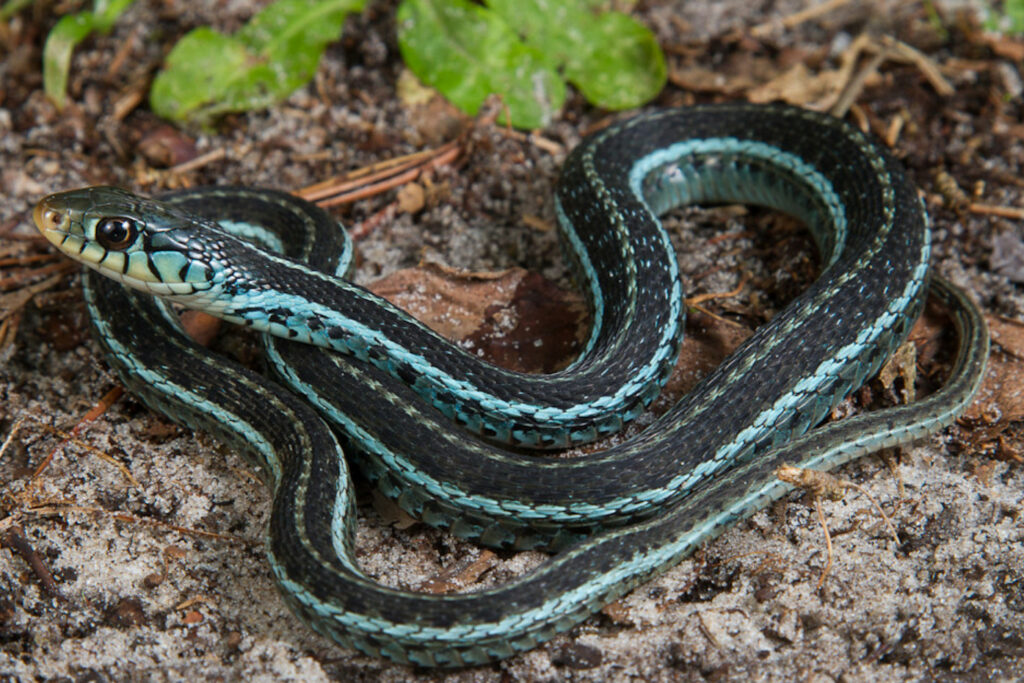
34,104 -> 988,667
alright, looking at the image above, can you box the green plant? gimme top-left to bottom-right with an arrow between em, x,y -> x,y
42,0 -> 136,110
150,0 -> 366,125
397,0 -> 666,128
38,0 -> 666,129
985,0 -> 1024,35
1,0 -> 35,22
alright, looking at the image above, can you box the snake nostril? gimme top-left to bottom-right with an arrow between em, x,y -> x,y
33,201 -> 64,232
33,201 -> 60,235
43,208 -> 63,229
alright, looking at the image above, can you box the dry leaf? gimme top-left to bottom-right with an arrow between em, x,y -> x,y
600,600 -> 634,625
989,316 -> 1024,359
418,550 -> 497,594
662,311 -> 753,400
877,341 -> 918,404
964,316 -> 1024,423
747,62 -> 857,107
396,182 -> 426,214
371,490 -> 420,530
369,264 -> 587,373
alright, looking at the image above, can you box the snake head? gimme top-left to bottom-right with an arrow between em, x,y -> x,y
34,186 -> 217,296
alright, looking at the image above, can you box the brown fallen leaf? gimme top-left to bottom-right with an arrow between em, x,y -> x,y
983,34 -> 1024,62
418,550 -> 498,594
963,316 -> 1024,423
747,61 -> 859,107
989,316 -> 1024,359
599,600 -> 634,625
369,264 -> 587,373
662,310 -> 753,401
371,490 -> 420,531
180,310 -> 221,348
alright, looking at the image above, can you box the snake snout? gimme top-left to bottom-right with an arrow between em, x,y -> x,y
33,197 -> 66,238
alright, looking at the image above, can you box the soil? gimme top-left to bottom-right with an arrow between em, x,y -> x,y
1,1 -> 1022,681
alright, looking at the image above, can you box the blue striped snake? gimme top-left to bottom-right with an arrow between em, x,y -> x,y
33,103 -> 988,667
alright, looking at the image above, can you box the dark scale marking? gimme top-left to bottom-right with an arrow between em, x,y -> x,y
145,254 -> 163,281
394,363 -> 419,385
229,305 -> 262,318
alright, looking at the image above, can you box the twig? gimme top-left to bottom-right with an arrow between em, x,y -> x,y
167,148 -> 228,175
0,503 -> 251,547
686,272 -> 752,307
1,272 -> 69,324
0,261 -> 76,290
297,140 -> 462,207
830,47 -> 889,118
33,420 -> 139,489
969,203 -> 1024,220
775,464 -> 900,589
750,0 -> 856,37
812,498 -> 834,589
0,216 -> 22,236
1,524 -> 63,598
827,34 -> 954,118
887,38 -> 954,96
350,203 -> 398,241
0,416 -> 28,463
495,128 -> 565,156
30,386 -> 125,482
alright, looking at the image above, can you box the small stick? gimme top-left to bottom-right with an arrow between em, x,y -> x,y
751,0 -> 856,37
1,524 -> 63,598
298,140 -> 461,205
775,464 -> 900,588
969,203 -> 1024,220
812,499 -> 834,588
30,386 -> 124,481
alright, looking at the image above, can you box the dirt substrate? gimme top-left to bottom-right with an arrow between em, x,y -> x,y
1,1 -> 1022,680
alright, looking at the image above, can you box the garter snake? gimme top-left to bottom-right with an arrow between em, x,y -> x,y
33,104 -> 989,667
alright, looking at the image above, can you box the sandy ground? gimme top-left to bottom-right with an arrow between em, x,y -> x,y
1,1 -> 1022,680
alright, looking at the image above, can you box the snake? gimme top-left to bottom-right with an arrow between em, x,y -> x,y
32,104 -> 989,667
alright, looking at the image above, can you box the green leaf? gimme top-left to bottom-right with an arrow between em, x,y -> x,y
484,0 -> 581,68
398,0 -> 664,128
1006,0 -> 1024,33
93,0 -> 136,30
41,0 -> 137,110
984,0 -> 1024,34
564,11 -> 666,110
148,28 -> 254,121
397,0 -> 564,129
150,0 -> 366,125
1,0 -> 34,21
487,0 -> 665,111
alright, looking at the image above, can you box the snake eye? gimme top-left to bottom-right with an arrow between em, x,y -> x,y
95,217 -> 138,250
